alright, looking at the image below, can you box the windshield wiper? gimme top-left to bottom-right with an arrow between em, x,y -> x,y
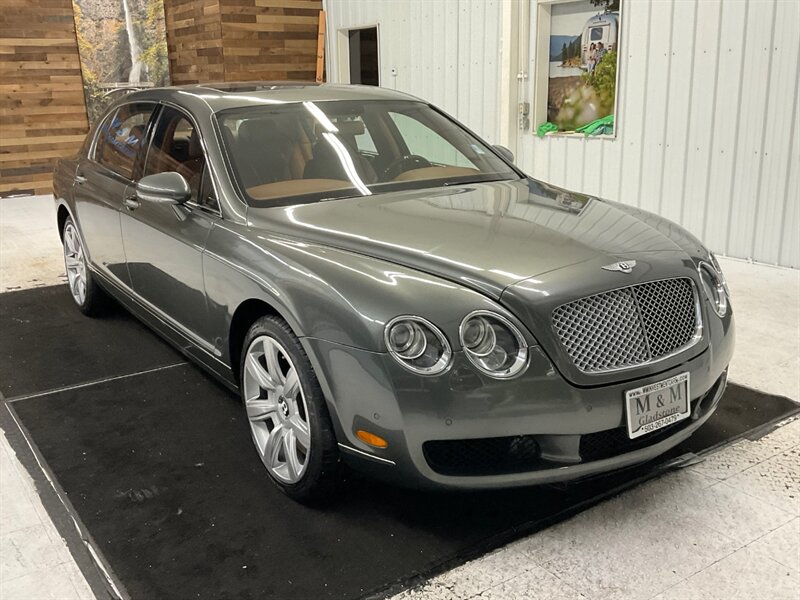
318,193 -> 365,203
442,176 -> 508,186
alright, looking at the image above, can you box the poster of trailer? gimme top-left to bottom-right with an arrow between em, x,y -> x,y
548,0 -> 621,133
72,0 -> 170,124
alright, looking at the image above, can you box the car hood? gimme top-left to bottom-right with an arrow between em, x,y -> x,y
246,178 -> 690,299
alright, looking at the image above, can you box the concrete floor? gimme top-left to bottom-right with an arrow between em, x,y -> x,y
1,195 -> 798,600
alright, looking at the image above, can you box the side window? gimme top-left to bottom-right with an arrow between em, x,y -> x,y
350,119 -> 377,154
388,112 -> 472,168
144,106 -> 207,205
95,103 -> 154,179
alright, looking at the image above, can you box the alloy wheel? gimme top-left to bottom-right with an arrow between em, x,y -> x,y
243,335 -> 311,483
63,223 -> 87,305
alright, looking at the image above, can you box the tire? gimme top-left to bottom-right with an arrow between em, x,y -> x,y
240,315 -> 341,504
62,217 -> 108,317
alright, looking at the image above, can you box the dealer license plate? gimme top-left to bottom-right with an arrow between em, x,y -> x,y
625,372 -> 690,439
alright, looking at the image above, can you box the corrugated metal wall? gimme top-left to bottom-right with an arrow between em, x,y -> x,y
325,0 -> 504,142
327,0 -> 799,268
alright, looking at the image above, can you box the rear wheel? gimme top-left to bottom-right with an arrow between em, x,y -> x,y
240,315 -> 340,503
62,218 -> 107,316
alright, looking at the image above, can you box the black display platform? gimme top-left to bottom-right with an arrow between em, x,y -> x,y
0,285 -> 182,398
2,286 -> 798,600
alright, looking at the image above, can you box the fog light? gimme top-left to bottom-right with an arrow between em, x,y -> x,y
356,430 -> 388,448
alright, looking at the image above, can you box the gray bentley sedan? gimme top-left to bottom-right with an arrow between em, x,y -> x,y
53,83 -> 734,503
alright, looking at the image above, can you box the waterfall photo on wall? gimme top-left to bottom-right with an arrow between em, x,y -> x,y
548,0 -> 620,134
72,0 -> 170,124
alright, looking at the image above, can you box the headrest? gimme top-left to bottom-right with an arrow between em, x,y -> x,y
238,119 -> 280,145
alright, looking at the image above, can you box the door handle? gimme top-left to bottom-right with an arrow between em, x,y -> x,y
123,196 -> 140,210
75,175 -> 87,185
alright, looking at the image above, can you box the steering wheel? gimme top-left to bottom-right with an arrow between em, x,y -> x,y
381,154 -> 432,181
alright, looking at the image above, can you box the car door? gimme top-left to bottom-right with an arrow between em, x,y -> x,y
72,102 -> 156,288
120,104 -> 218,351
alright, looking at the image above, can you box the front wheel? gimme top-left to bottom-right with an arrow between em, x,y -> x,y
62,217 -> 107,316
240,315 -> 340,504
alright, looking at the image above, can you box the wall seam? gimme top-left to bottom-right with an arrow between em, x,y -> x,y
614,0 -> 634,201
699,0 -> 726,246
775,37 -> 800,266
721,0 -> 751,255
656,0 -> 676,216
747,0 -> 778,260
633,0 -> 653,209
677,0 -> 700,226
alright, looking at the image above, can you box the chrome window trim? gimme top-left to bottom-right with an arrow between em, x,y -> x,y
552,277 -> 704,375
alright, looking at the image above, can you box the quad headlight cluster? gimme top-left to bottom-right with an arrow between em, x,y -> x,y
384,311 -> 529,378
698,252 -> 729,317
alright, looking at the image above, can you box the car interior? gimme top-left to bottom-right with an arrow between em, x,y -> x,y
219,107 -> 482,202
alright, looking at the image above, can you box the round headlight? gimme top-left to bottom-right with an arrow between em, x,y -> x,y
699,262 -> 727,317
459,311 -> 529,379
385,316 -> 452,375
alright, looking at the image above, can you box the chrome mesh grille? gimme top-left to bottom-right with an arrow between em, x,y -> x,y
552,278 -> 699,373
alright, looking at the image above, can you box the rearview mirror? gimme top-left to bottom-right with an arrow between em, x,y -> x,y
492,145 -> 514,164
135,172 -> 191,205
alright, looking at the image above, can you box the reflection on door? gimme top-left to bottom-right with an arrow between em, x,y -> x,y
348,27 -> 379,86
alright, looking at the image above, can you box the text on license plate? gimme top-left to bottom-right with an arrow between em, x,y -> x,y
625,372 -> 690,439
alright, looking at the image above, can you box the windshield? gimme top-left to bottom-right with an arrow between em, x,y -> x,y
216,100 -> 520,206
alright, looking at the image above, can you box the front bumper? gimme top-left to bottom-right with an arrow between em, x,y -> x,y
302,308 -> 734,490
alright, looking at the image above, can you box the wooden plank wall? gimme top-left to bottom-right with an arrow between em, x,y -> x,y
164,0 -> 225,84
164,0 -> 322,84
219,0 -> 322,81
0,0 -> 89,197
0,0 -> 322,195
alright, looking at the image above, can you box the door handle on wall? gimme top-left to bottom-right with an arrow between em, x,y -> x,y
123,196 -> 140,210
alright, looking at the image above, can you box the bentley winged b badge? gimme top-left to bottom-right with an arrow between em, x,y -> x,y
602,260 -> 637,274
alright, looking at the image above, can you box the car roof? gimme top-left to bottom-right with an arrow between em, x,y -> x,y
122,82 -> 422,114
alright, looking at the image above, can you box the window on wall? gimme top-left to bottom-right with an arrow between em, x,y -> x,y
534,0 -> 621,136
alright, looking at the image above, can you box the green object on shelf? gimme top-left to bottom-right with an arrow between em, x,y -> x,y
536,122 -> 559,137
576,114 -> 615,136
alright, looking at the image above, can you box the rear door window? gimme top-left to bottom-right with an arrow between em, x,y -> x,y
94,103 -> 155,179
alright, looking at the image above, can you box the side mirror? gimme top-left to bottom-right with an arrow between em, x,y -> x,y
493,145 -> 514,164
136,172 -> 191,205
